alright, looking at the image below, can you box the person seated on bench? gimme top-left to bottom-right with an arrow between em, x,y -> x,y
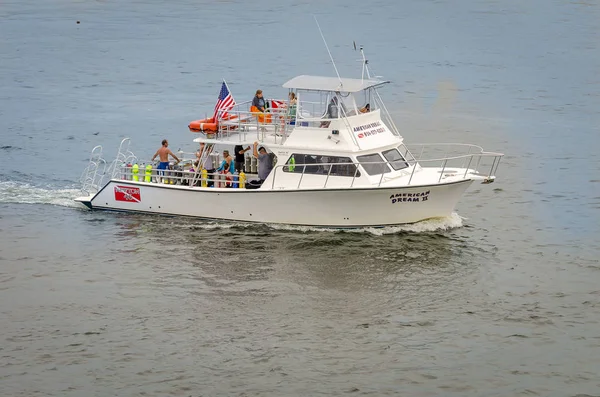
252,89 -> 265,112
320,95 -> 347,128
251,89 -> 271,124
216,150 -> 234,174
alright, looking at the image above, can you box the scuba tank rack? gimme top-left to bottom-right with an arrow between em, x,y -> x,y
80,138 -> 260,192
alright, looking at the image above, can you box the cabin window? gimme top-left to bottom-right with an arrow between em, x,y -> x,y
382,148 -> 409,170
357,153 -> 390,176
283,154 -> 360,177
398,144 -> 417,164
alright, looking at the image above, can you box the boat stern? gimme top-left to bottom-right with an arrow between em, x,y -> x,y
74,195 -> 94,210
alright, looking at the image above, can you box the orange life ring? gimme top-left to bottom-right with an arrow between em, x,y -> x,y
188,114 -> 240,133
188,117 -> 217,132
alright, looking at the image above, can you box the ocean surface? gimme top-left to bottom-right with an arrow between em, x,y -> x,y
1,0 -> 600,396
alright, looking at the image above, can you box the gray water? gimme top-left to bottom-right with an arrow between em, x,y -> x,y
1,0 -> 600,396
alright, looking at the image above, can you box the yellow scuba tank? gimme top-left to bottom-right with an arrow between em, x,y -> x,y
239,171 -> 246,189
201,168 -> 208,187
132,163 -> 139,181
145,164 -> 152,182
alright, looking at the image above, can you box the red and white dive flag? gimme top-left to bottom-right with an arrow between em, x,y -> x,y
270,99 -> 286,109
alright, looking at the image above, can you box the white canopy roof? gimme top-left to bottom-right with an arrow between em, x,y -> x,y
283,75 -> 389,93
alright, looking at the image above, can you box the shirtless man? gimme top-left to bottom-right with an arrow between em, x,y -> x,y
152,139 -> 180,173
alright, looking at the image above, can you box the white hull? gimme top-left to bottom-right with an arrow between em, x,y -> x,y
76,179 -> 474,227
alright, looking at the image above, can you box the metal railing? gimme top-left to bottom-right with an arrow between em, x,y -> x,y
79,145 -> 106,195
400,143 -> 502,181
106,138 -> 138,180
83,151 -> 501,191
80,140 -> 503,192
212,99 -> 294,144
80,138 -> 254,191
212,98 -> 371,146
116,164 -> 252,189
268,145 -> 503,189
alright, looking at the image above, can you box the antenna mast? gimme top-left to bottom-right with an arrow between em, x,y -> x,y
354,42 -> 372,82
314,16 -> 342,89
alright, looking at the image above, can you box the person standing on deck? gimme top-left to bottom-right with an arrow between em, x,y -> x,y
197,142 -> 216,187
216,150 -> 235,187
252,141 -> 273,185
234,144 -> 251,173
152,139 -> 180,177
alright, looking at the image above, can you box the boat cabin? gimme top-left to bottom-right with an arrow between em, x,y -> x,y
189,74 -> 421,189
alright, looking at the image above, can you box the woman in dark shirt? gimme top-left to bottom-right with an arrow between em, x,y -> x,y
252,89 -> 266,112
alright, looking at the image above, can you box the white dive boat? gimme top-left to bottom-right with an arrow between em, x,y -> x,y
76,55 -> 503,227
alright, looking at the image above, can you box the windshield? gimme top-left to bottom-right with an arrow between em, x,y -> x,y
357,153 -> 390,176
382,148 -> 409,170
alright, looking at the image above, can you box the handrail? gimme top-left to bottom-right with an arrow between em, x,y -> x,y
85,152 -> 503,191
81,140 -> 503,193
407,162 -> 418,185
267,148 -> 503,189
114,164 -> 250,188
215,106 -> 293,143
132,144 -> 503,190
374,89 -> 400,136
80,145 -> 107,195
438,159 -> 448,183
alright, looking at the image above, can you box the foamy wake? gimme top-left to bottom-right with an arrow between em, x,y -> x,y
182,213 -> 464,235
265,212 -> 464,235
0,181 -> 81,208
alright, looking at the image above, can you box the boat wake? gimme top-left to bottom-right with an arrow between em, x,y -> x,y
266,213 -> 464,235
183,213 -> 464,235
0,181 -> 81,208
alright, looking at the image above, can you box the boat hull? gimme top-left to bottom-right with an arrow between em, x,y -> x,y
81,179 -> 474,227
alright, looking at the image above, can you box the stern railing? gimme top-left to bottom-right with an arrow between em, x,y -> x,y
79,145 -> 107,195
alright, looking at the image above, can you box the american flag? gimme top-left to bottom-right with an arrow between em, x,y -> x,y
212,81 -> 236,120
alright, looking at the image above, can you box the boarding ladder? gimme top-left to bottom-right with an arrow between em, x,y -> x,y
79,145 -> 107,195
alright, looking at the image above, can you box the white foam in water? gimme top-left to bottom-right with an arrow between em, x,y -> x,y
0,181 -> 81,208
182,213 -> 464,235
265,212 -> 464,235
